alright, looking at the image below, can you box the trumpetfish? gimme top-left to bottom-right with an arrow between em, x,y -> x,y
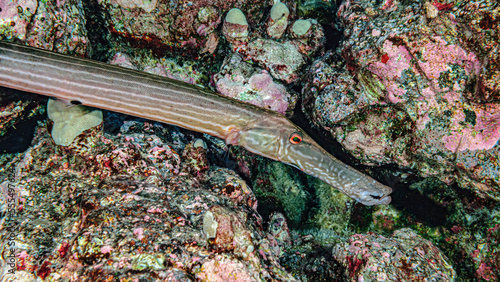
0,41 -> 392,205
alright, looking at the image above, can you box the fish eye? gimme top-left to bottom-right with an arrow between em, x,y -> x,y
289,132 -> 303,144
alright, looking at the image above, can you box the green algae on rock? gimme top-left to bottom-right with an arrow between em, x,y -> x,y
253,161 -> 310,226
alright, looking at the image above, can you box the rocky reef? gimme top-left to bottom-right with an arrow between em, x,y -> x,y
302,0 -> 500,202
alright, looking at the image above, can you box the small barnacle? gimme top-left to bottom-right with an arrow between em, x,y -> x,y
292,20 -> 312,37
222,8 -> 249,46
424,1 -> 438,19
193,138 -> 207,149
266,2 -> 289,39
202,211 -> 218,239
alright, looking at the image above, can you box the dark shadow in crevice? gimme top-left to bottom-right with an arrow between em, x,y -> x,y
82,0 -> 113,62
0,88 -> 47,153
376,168 -> 448,227
322,23 -> 343,52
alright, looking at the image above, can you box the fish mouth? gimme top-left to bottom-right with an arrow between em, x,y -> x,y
355,190 -> 392,206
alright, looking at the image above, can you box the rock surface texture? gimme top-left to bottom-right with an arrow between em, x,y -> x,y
302,0 -> 500,201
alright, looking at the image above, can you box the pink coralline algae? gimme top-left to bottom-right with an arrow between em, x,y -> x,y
99,0 -> 268,55
240,38 -> 306,84
220,2 -> 326,85
109,51 -> 205,86
366,40 -> 413,103
215,2 -> 326,113
0,0 -> 38,40
302,0 -> 500,200
0,0 -> 89,54
0,117 -> 299,281
214,54 -> 296,114
197,255 -> 263,282
471,224 -> 500,281
368,37 -> 481,104
333,228 -> 456,281
206,168 -> 258,210
443,104 -> 500,152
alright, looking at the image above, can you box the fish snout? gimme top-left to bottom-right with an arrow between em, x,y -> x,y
355,190 -> 392,206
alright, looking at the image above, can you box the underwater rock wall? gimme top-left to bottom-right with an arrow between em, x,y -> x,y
302,0 -> 500,201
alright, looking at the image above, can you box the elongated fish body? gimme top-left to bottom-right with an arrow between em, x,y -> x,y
0,41 -> 392,205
